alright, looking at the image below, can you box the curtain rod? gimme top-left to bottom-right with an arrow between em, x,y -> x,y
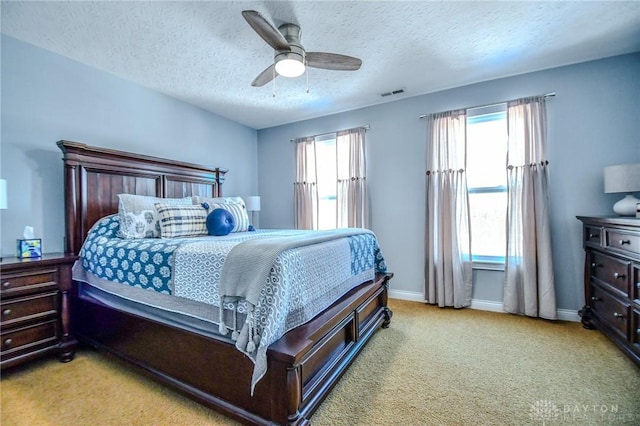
418,92 -> 556,119
290,124 -> 370,142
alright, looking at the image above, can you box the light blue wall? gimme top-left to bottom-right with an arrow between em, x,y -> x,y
257,52 -> 640,312
0,35 -> 258,256
2,32 -> 637,313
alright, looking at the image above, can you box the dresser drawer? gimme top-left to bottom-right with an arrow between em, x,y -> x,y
590,284 -> 630,339
605,229 -> 640,258
0,319 -> 59,361
633,264 -> 640,303
590,251 -> 630,296
0,291 -> 58,327
0,268 -> 59,297
632,309 -> 640,356
584,225 -> 602,248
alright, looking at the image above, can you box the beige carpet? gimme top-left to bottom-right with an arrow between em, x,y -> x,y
2,299 -> 639,425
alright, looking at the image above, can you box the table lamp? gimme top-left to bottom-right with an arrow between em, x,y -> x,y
244,196 -> 261,227
604,163 -> 640,216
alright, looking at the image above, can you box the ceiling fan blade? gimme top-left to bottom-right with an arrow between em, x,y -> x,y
252,64 -> 277,87
306,52 -> 362,71
242,10 -> 290,51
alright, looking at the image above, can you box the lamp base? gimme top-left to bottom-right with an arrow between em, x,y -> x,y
612,194 -> 640,216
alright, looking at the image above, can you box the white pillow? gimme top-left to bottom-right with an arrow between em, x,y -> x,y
117,194 -> 192,239
206,202 -> 250,233
194,196 -> 245,206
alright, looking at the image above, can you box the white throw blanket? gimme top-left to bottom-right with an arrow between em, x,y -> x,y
218,228 -> 372,352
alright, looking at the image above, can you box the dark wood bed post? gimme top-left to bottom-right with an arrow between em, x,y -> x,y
61,158 -> 79,254
286,367 -> 307,425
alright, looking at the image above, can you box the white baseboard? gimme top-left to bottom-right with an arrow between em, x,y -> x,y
469,299 -> 504,313
389,290 -> 580,322
556,309 -> 581,322
388,289 -> 425,302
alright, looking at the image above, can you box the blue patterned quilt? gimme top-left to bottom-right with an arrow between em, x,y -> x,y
79,214 -> 387,392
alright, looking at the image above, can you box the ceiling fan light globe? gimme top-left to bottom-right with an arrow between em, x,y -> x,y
275,57 -> 305,78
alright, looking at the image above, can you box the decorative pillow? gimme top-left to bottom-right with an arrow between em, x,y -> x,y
154,203 -> 208,238
205,202 -> 250,233
194,196 -> 245,206
117,194 -> 192,239
206,208 -> 235,236
119,210 -> 158,238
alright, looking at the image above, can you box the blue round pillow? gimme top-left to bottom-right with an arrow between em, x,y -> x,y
206,208 -> 235,236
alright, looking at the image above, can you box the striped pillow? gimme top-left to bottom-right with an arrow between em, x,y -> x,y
155,203 -> 208,238
207,202 -> 250,232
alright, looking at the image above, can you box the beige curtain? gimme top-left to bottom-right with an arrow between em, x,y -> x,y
425,110 -> 473,308
504,96 -> 556,319
294,137 -> 318,230
336,128 -> 369,228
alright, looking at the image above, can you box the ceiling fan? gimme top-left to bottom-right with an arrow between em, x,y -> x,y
242,10 -> 362,87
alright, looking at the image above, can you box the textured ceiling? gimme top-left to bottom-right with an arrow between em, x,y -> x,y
2,1 -> 640,129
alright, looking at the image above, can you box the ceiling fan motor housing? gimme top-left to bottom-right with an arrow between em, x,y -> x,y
275,23 -> 305,62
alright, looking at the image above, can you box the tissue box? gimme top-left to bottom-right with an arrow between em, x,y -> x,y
17,239 -> 42,258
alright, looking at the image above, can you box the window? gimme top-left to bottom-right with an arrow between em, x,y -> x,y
466,106 -> 507,266
315,135 -> 337,230
294,127 -> 368,231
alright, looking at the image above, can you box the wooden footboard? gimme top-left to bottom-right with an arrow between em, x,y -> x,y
71,272 -> 393,425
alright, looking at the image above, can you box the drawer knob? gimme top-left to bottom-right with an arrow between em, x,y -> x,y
2,338 -> 12,348
2,281 -> 10,289
591,296 -> 600,302
588,233 -> 597,239
613,312 -> 624,319
613,272 -> 626,279
619,239 -> 631,245
591,263 -> 602,268
2,309 -> 11,317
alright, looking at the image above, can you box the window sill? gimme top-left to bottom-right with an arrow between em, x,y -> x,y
472,261 -> 505,272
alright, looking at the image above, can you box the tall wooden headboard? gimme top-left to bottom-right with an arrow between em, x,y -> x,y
58,140 -> 227,255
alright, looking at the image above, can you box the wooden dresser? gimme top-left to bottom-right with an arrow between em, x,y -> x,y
0,253 -> 77,369
577,216 -> 639,367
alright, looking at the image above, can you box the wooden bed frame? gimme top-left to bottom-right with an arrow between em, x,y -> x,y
58,140 -> 393,425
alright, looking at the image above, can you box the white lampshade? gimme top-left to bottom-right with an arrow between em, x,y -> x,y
604,163 -> 640,216
604,163 -> 640,193
245,196 -> 261,212
0,179 -> 7,210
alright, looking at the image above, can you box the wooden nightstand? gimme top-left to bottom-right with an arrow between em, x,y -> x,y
0,253 -> 78,369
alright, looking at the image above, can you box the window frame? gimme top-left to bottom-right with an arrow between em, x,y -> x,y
314,133 -> 338,230
466,105 -> 508,270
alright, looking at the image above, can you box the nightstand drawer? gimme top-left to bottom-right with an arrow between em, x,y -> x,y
606,229 -> 640,258
590,284 -> 630,339
590,251 -> 630,296
0,319 -> 59,360
1,268 -> 59,297
0,291 -> 58,327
